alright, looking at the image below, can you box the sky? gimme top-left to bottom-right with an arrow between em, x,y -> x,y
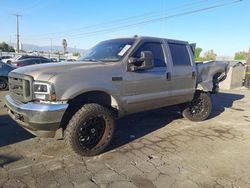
0,0 -> 249,56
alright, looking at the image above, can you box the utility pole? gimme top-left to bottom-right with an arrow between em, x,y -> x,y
9,36 -> 12,45
13,14 -> 21,53
245,46 -> 250,88
50,39 -> 53,54
50,39 -> 53,58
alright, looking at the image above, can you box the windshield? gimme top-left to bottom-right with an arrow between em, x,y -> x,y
13,56 -> 21,61
81,39 -> 135,62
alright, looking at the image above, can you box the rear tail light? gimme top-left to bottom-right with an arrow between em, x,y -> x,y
12,61 -> 20,67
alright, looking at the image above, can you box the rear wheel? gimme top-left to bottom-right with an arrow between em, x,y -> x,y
65,103 -> 115,156
0,77 -> 8,91
182,92 -> 212,122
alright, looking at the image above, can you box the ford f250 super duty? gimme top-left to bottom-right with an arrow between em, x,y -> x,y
4,36 -> 229,156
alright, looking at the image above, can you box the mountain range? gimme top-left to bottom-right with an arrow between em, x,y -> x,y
18,43 -> 87,54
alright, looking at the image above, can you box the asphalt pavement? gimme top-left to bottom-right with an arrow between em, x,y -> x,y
0,89 -> 250,188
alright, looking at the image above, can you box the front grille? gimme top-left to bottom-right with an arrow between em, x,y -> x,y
9,73 -> 33,103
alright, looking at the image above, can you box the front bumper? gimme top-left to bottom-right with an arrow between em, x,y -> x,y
4,95 -> 68,138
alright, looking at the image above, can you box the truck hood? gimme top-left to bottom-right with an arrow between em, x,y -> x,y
10,61 -> 110,81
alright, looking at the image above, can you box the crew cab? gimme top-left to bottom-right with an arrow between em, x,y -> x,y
4,36 -> 228,156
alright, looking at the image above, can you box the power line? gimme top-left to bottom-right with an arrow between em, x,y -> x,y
22,0 -> 211,39
21,0 -> 42,12
13,14 -> 22,53
52,0 -> 244,39
22,0 -> 243,42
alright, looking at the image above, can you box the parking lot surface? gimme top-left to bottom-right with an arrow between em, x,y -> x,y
0,89 -> 250,188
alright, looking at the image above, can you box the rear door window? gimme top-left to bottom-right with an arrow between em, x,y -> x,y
41,58 -> 49,63
35,59 -> 41,64
168,43 -> 191,66
22,60 -> 32,66
27,59 -> 39,65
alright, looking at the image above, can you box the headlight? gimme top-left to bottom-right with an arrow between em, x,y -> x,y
33,81 -> 56,101
34,84 -> 48,93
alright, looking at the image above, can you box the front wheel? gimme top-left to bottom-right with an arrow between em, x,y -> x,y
0,77 -> 8,91
65,103 -> 115,156
182,92 -> 212,122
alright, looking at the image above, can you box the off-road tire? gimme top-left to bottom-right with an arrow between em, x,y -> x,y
0,77 -> 8,91
182,92 -> 212,122
65,103 -> 115,156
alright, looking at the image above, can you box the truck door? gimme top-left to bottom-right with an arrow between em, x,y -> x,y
123,41 -> 172,113
167,41 -> 196,102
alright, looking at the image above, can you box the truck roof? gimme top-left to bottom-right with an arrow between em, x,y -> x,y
110,36 -> 190,45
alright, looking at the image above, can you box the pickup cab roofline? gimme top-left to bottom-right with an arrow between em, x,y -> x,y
106,36 -> 190,45
137,36 -> 189,44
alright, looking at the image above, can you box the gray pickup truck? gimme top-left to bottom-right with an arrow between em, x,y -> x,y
4,36 -> 228,156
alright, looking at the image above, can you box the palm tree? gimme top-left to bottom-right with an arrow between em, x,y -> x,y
62,39 -> 67,54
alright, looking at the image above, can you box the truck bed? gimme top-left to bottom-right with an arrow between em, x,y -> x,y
196,61 -> 229,92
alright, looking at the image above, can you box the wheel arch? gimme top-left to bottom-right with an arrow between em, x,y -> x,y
60,90 -> 120,130
197,71 -> 225,93
68,90 -> 120,110
0,76 -> 8,79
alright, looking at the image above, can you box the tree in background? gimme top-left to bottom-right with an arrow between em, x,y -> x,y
234,51 -> 247,60
73,52 -> 81,59
204,49 -> 217,61
195,47 -> 203,61
62,39 -> 68,54
73,52 -> 81,57
0,42 -> 15,52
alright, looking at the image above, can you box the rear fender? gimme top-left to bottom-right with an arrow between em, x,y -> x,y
196,61 -> 229,93
197,81 -> 213,92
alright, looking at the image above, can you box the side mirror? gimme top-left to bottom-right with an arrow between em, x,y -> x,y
140,51 -> 154,70
129,51 -> 154,71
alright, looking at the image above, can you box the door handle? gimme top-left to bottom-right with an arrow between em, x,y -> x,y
166,72 -> 171,81
192,71 -> 196,78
